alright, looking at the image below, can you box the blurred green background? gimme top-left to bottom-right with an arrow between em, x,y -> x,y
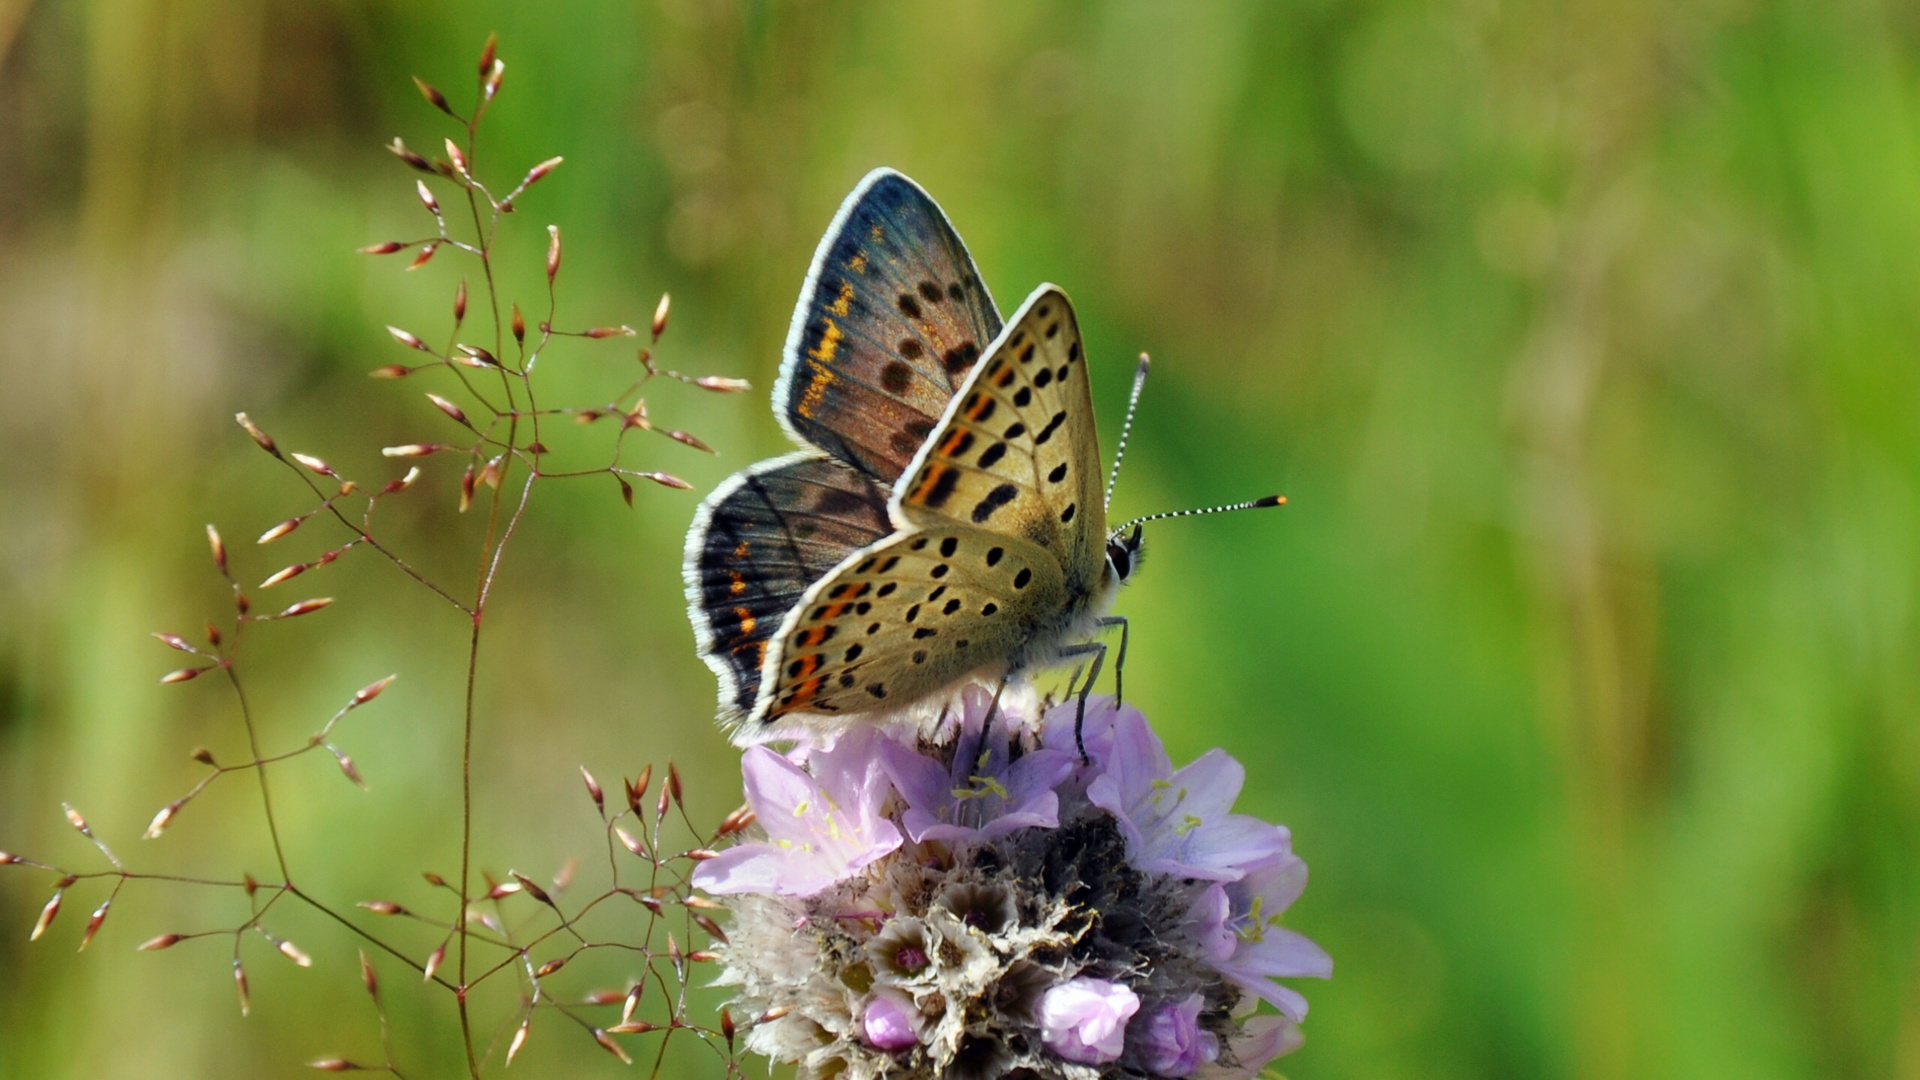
2,0 -> 1918,1077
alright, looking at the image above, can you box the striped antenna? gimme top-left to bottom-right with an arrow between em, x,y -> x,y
1116,495 -> 1286,534
1105,353 -> 1153,510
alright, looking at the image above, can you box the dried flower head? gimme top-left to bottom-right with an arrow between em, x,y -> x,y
697,687 -> 1329,1079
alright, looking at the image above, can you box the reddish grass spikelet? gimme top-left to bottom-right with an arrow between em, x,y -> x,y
459,464 -> 477,512
684,848 -> 720,862
592,1029 -> 633,1064
635,471 -> 694,490
386,137 -> 433,173
523,156 -> 563,189
387,325 -> 431,351
485,881 -> 521,901
259,516 -> 303,544
583,325 -> 634,339
687,950 -> 719,963
407,242 -> 439,271
359,949 -> 379,999
307,1059 -> 361,1072
617,476 -> 634,508
476,455 -> 502,490
483,59 -> 504,102
426,393 -> 469,426
139,933 -> 182,951
331,748 -> 366,789
668,761 -> 684,807
621,982 -> 644,1023
695,375 -> 752,393
204,622 -> 222,646
631,764 -> 652,810
380,466 -> 423,494
0,851 -> 17,865
717,805 -> 755,835
415,179 -> 440,216
357,900 -> 407,916
381,443 -> 447,458
143,802 -> 180,839
414,76 -> 453,116
261,564 -> 307,588
614,827 -> 645,857
207,524 -> 229,574
278,598 -> 334,618
691,911 -> 728,944
192,747 -> 217,765
234,958 -> 252,1016
153,632 -> 198,653
444,138 -> 468,175
353,676 -> 396,705
30,891 -> 61,940
665,430 -> 714,453
290,453 -> 336,477
369,364 -> 411,379
651,293 -> 670,341
454,278 -> 468,321
511,304 -> 526,344
507,1018 -> 531,1064
546,225 -> 561,283
509,871 -> 554,907
235,413 -> 280,457
276,937 -> 314,967
478,32 -> 497,76
358,241 -> 405,255
423,942 -> 446,983
607,1020 -> 655,1035
581,766 -> 605,816
534,957 -> 565,978
722,1007 -> 735,1050
63,804 -> 91,837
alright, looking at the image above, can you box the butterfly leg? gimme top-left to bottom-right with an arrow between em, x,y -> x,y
1055,641 -> 1107,764
1095,616 -> 1129,705
979,677 -> 1008,733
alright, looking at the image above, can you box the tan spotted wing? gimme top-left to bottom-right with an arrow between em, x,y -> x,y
892,285 -> 1106,592
747,285 -> 1107,725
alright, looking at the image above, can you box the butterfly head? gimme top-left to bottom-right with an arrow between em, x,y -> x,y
1105,524 -> 1145,584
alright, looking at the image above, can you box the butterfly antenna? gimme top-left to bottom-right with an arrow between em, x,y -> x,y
1117,494 -> 1286,533
1105,353 -> 1152,512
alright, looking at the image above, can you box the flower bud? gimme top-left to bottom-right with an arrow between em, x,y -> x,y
357,241 -> 404,255
651,293 -> 671,340
546,225 -> 561,283
414,76 -> 453,116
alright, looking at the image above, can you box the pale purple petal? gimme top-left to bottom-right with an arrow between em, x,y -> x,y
1200,1015 -> 1302,1078
1138,994 -> 1219,1077
694,737 -> 902,897
878,686 -> 1075,844
1191,884 -> 1237,963
1038,977 -> 1140,1065
863,991 -> 918,1051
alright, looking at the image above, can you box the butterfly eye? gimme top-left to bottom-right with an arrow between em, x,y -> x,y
1106,540 -> 1132,581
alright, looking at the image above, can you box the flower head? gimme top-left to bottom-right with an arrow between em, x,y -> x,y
703,688 -> 1328,1079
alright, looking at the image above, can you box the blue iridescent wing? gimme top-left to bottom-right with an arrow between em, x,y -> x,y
683,451 -> 894,726
773,169 -> 1004,483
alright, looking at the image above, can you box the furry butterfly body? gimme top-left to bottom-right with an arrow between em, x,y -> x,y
685,170 -> 1138,738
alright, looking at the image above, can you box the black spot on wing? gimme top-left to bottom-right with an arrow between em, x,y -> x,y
971,483 -> 1019,523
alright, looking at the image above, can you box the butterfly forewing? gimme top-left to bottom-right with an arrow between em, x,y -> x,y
753,529 -> 1066,722
894,285 -> 1107,596
684,452 -> 894,724
776,170 -> 1003,483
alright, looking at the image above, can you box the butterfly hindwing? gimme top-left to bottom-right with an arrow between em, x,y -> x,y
775,169 -> 1004,483
752,527 -> 1067,723
684,452 -> 894,725
894,285 -> 1107,597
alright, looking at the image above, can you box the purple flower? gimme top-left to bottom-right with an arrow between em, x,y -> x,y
1138,994 -> 1219,1077
1037,977 -> 1139,1065
862,991 -> 918,1051
691,728 -> 902,897
877,684 -> 1076,843
1211,856 -> 1332,1021
1074,702 -> 1293,882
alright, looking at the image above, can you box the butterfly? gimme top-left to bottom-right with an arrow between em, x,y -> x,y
683,169 -> 1279,744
